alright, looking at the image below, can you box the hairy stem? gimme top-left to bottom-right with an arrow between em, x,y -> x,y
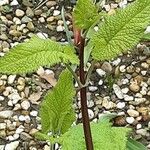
79,36 -> 94,150
85,60 -> 96,86
50,143 -> 54,150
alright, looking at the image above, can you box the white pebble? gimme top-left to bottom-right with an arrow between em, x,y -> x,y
0,0 -> 9,6
145,26 -> 150,33
30,111 -> 38,117
112,58 -> 121,66
98,80 -> 103,85
127,109 -> 139,117
56,25 -> 64,32
53,10 -> 60,16
126,117 -> 135,124
96,69 -> 106,76
116,102 -> 125,109
10,0 -> 19,6
8,75 -> 16,84
141,70 -> 147,75
119,65 -> 126,73
136,129 -> 147,136
121,88 -> 129,94
16,127 -> 24,134
88,109 -> 94,119
36,32 -> 48,39
0,110 -> 13,119
121,78 -> 129,84
0,96 -> 4,101
124,95 -> 134,101
0,123 -> 6,130
89,86 -> 98,92
15,9 -> 25,17
113,84 -> 124,99
0,145 -> 4,150
136,124 -> 142,129
5,141 -> 19,150
21,100 -> 30,110
18,115 -> 25,121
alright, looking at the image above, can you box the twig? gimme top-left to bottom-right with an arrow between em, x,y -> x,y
34,0 -> 48,10
65,63 -> 83,88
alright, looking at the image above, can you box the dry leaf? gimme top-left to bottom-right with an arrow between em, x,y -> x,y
37,67 -> 57,86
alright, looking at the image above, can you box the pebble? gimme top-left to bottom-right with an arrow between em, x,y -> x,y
44,145 -> 50,150
89,86 -> 98,92
113,84 -> 124,99
88,109 -> 94,119
141,70 -> 147,76
127,109 -> 139,117
119,65 -> 126,72
15,9 -> 25,17
47,16 -> 55,22
136,129 -> 147,136
21,16 -> 32,23
27,22 -> 35,31
101,62 -> 112,73
126,117 -> 135,124
0,123 -> 6,130
8,75 -> 16,84
30,111 -> 38,117
5,141 -> 19,150
96,69 -> 106,76
112,58 -> 121,66
0,34 -> 8,40
0,96 -> 4,101
0,110 -> 13,118
13,17 -> 21,24
121,87 -> 129,94
98,80 -> 103,85
124,95 -> 134,101
46,1 -> 57,7
18,115 -> 26,121
116,102 -> 125,109
0,0 -> 8,6
136,124 -> 142,129
0,145 -> 4,150
10,0 -> 18,6
37,32 -> 48,39
21,100 -> 30,110
56,25 -> 64,32
134,98 -> 146,105
129,82 -> 140,92
26,7 -> 34,17
145,26 -> 150,33
102,97 -> 116,109
8,92 -> 21,104
53,10 -> 60,16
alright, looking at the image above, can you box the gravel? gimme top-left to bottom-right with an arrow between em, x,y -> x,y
0,0 -> 150,149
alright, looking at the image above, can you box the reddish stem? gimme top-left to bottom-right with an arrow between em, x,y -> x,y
79,36 -> 94,150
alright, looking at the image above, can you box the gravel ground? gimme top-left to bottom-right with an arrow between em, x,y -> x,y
0,0 -> 150,150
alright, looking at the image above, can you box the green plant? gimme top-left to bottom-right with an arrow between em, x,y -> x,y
0,0 -> 149,149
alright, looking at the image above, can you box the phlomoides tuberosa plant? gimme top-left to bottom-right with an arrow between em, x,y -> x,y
0,0 -> 150,149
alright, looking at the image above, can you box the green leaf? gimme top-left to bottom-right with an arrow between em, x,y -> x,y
91,0 -> 150,61
127,138 -> 147,150
0,36 -> 79,74
60,119 -> 131,150
142,33 -> 150,41
73,0 -> 99,30
40,70 -> 76,135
